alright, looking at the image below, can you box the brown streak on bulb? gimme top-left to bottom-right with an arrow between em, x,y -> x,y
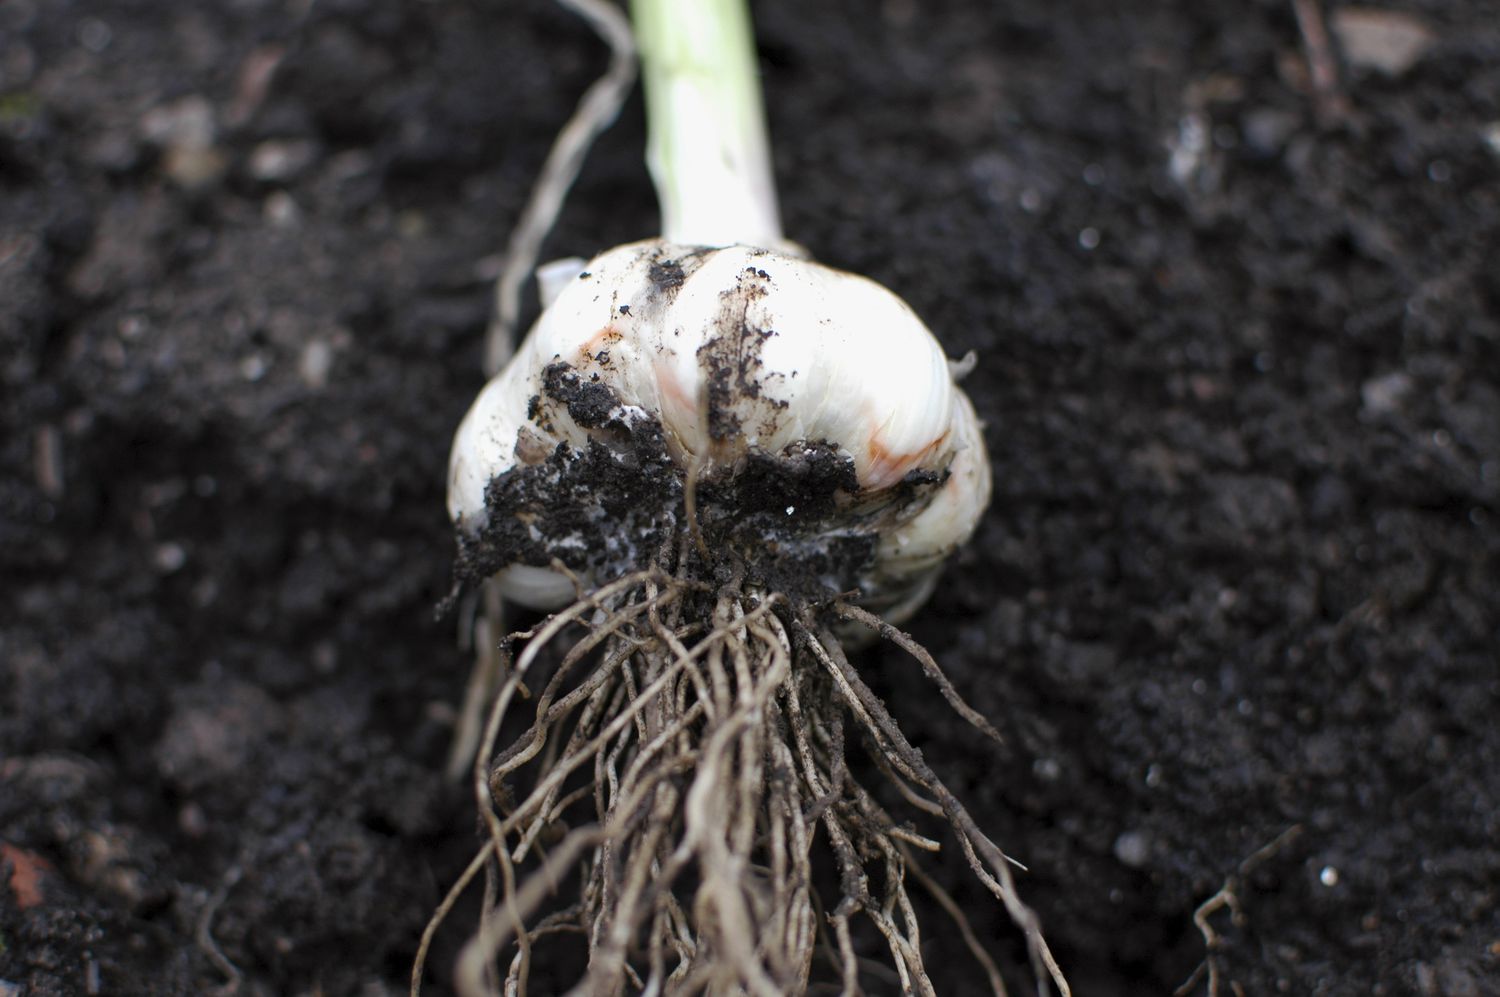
864,430 -> 950,491
577,325 -> 624,363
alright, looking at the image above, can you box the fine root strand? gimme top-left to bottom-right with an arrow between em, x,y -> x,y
483,0 -> 637,375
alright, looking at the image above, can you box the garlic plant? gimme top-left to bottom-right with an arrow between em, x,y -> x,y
422,0 -> 1067,994
448,0 -> 988,622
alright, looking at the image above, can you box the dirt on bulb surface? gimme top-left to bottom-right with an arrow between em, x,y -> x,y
2,0 -> 1498,994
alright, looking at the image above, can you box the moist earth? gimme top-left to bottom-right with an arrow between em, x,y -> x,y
3,0 -> 1498,995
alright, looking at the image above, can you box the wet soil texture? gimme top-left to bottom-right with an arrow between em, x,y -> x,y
3,0 -> 1498,994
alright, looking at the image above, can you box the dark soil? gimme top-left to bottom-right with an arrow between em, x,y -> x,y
3,0 -> 1497,994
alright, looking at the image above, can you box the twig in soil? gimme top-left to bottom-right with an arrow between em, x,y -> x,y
196,861 -> 246,996
484,0 -> 637,376
1289,0 -> 1352,127
1174,824 -> 1304,997
33,424 -> 64,500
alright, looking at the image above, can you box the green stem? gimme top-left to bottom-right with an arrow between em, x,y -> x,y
631,0 -> 784,249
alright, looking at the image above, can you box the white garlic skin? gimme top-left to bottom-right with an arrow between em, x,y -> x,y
448,239 -> 991,617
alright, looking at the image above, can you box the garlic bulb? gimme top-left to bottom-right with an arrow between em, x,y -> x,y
448,239 -> 990,621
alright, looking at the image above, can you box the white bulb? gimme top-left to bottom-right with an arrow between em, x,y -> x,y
448,240 -> 990,619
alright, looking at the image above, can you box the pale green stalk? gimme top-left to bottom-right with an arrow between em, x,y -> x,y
631,0 -> 784,249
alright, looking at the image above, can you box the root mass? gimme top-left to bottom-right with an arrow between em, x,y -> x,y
416,559 -> 1067,996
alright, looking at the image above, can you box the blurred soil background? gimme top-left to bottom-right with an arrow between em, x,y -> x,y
2,0 -> 1497,993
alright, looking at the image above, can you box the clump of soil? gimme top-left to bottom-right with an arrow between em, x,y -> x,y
455,356 -> 931,607
3,0 -> 1497,994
